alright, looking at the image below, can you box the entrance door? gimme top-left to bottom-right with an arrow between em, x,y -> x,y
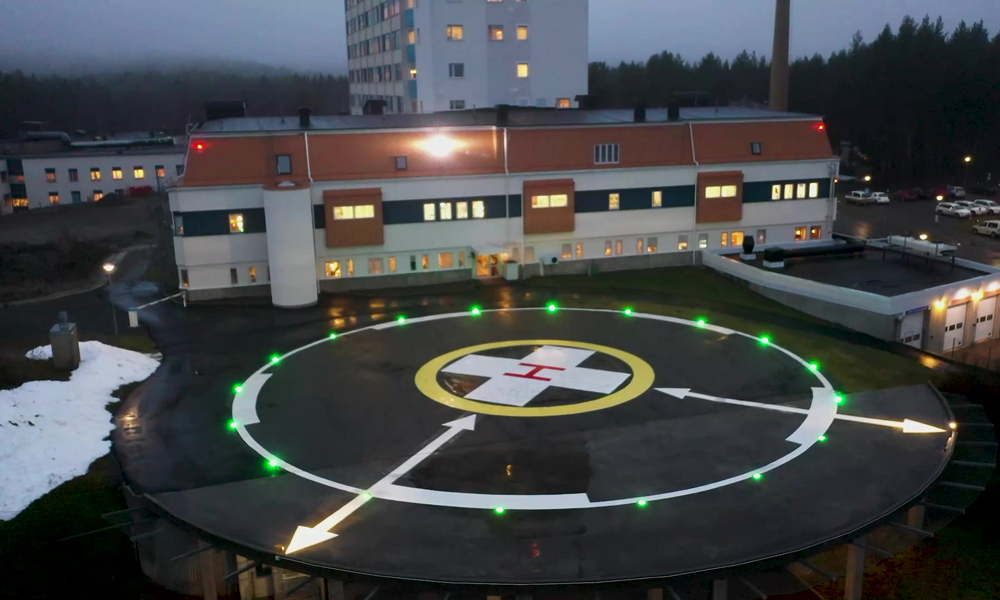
899,311 -> 924,348
476,255 -> 490,277
974,296 -> 997,342
943,304 -> 968,352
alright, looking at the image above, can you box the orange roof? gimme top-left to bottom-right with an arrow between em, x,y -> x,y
692,121 -> 833,164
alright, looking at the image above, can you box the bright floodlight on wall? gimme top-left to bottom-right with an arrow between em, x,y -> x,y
102,263 -> 116,273
919,234 -> 928,241
419,135 -> 461,158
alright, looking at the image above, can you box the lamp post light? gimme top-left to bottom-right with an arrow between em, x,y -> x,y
103,263 -> 118,337
964,155 -> 973,188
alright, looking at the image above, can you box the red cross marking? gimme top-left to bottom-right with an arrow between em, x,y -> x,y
503,363 -> 566,381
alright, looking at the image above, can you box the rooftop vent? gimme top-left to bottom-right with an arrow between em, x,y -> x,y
298,107 -> 312,128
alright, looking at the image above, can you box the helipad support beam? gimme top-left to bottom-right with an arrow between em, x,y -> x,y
197,541 -> 218,600
845,537 -> 866,600
712,579 -> 728,600
907,505 -> 926,530
325,578 -> 345,600
646,589 -> 663,600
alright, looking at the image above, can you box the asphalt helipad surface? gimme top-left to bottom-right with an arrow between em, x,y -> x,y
140,307 -> 954,585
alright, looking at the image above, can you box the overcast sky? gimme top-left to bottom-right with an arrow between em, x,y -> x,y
2,0 -> 998,74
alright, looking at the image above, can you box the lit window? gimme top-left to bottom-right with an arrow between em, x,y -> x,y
556,98 -> 570,108
794,227 -> 807,241
810,226 -> 822,240
68,168 -> 78,181
276,154 -> 292,175
652,190 -> 662,207
456,201 -> 469,219
408,30 -> 417,44
334,206 -> 355,220
93,191 -> 104,201
594,143 -> 620,164
550,194 -> 568,207
561,244 -> 572,259
354,204 -> 375,219
517,25 -> 528,40
112,167 -> 123,180
524,247 -> 535,263
181,269 -> 189,287
647,237 -> 658,252
347,259 -> 355,276
174,214 -> 184,235
489,25 -> 504,41
90,168 -> 102,181
410,68 -> 418,78
637,238 -> 644,253
369,258 -> 384,274
388,256 -> 397,273
459,251 -> 466,267
575,242 -> 583,258
422,254 -> 430,269
757,229 -> 767,244
678,235 -> 689,250
721,232 -> 729,247
48,192 -> 59,204
609,193 -> 620,210
447,25 -> 464,40
732,231 -> 744,246
249,267 -> 257,283
517,63 -> 529,78
12,198 -> 28,207
808,182 -> 819,198
440,202 -> 453,220
721,185 -> 737,198
133,167 -> 145,179
604,241 -> 612,256
698,234 -> 708,249
532,195 -> 550,208
156,165 -> 165,178
615,239 -> 623,255
705,186 -> 721,199
45,168 -> 56,182
423,203 -> 436,221
472,200 -> 485,218
229,213 -> 245,233
772,185 -> 782,200
784,184 -> 794,199
796,183 -> 807,199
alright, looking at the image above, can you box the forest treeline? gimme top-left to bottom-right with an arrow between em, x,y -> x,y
2,15 -> 997,183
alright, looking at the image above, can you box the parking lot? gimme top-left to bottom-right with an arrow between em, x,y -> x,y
835,195 -> 1000,267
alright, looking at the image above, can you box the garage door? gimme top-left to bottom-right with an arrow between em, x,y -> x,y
899,311 -> 924,348
944,304 -> 968,352
974,296 -> 997,342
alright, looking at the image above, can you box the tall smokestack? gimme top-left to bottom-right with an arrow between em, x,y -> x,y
769,0 -> 790,112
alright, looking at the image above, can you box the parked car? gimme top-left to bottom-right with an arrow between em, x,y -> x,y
971,199 -> 1000,215
954,200 -> 989,215
870,192 -> 890,204
891,189 -> 919,202
911,187 -> 931,200
968,184 -> 1000,196
929,187 -> 950,201
845,190 -> 875,205
948,185 -> 967,198
936,202 -> 972,217
973,220 -> 1000,237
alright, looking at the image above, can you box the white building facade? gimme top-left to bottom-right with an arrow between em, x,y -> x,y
346,0 -> 588,114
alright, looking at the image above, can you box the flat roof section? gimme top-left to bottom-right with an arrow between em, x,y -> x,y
736,247 -> 988,296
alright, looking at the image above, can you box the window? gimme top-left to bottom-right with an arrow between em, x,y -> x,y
517,25 -> 529,40
810,226 -> 822,240
489,25 -> 504,40
45,168 -> 56,182
249,267 -> 257,283
698,234 -> 708,249
732,231 -> 744,246
48,192 -> 59,205
678,235 -> 689,250
229,213 -> 245,233
772,185 -> 782,200
609,193 -> 620,210
637,238 -> 644,253
436,252 -> 453,269
556,98 -> 570,108
524,247 -> 535,263
604,241 -> 613,256
757,229 -> 767,244
794,227 -> 807,242
12,198 -> 28,207
561,244 -> 572,260
176,165 -> 184,176
532,194 -> 568,208
408,30 -> 417,44
423,203 -> 436,221
410,255 -> 417,271
448,63 -> 465,78
808,182 -> 819,198
450,100 -> 466,110
784,184 -> 794,200
90,168 -> 102,181
115,188 -> 125,196
334,206 -> 354,220
594,143 -> 620,164
459,251 -> 466,267
276,155 -> 292,175
647,237 -> 658,253
180,269 -> 189,287
174,214 -> 184,235
722,185 -> 737,197
71,191 -> 81,203
388,257 -> 397,273
156,165 -> 165,178
615,240 -> 623,255
395,156 -> 408,170
456,201 -> 469,219
472,200 -> 485,218
575,242 -> 584,258
0,171 -> 6,183
93,191 -> 104,201
133,167 -> 145,179
347,259 -> 355,276
706,185 -> 737,198
652,190 -> 662,207
421,254 -> 430,269
751,142 -> 762,155
68,168 -> 78,182
112,167 -> 123,180
230,268 -> 239,285
721,232 -> 728,247
447,25 -> 464,40
796,183 -> 807,199
369,258 -> 385,274
517,63 -> 529,78
440,202 -> 453,220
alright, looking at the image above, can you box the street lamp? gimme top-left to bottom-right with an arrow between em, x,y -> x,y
964,155 -> 973,188
919,234 -> 928,241
103,262 -> 118,337
863,175 -> 872,183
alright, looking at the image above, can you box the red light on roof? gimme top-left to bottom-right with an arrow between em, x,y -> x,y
193,142 -> 206,152
815,122 -> 826,131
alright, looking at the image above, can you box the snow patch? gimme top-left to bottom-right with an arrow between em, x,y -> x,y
0,341 -> 159,520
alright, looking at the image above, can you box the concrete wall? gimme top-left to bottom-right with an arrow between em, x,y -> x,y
748,281 -> 898,341
319,267 -> 471,293
522,251 -> 697,278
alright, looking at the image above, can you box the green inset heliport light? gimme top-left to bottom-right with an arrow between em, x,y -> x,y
361,492 -> 373,500
808,362 -> 819,371
752,473 -> 762,480
834,394 -> 845,405
494,506 -> 506,514
267,459 -> 280,470
759,336 -> 771,345
636,499 -> 648,507
270,354 -> 281,364
696,318 -> 707,327
233,384 -> 244,394
228,420 -> 238,430
329,332 -> 338,339
623,308 -> 633,316
471,307 -> 482,316
546,303 -> 558,313
397,315 -> 406,324
818,435 -> 827,442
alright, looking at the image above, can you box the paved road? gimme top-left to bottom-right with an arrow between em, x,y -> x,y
835,199 -> 1000,267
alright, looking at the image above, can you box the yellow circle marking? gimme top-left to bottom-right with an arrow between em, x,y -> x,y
415,339 -> 654,417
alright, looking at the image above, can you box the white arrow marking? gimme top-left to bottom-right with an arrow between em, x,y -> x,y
656,388 -> 947,434
285,415 -> 477,554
